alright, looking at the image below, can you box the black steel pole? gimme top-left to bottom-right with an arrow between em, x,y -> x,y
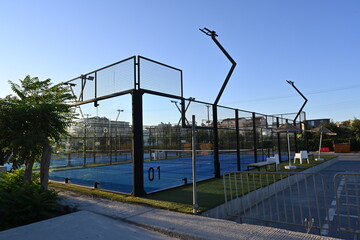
293,120 -> 299,153
287,80 -> 307,153
252,112 -> 258,163
212,105 -> 220,178
132,89 -> 145,196
303,112 -> 309,151
276,117 -> 282,163
199,28 -> 237,106
235,110 -> 241,171
286,80 -> 308,123
200,28 -> 237,178
83,122 -> 87,167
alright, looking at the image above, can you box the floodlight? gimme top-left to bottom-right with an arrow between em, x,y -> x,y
80,75 -> 94,81
116,109 -> 124,122
286,80 -> 294,86
286,80 -> 308,122
199,27 -> 218,37
63,82 -> 77,87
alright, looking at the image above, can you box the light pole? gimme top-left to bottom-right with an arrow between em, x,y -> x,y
206,105 -> 211,143
286,80 -> 308,153
171,100 -> 182,126
200,27 -> 236,178
115,109 -> 124,162
206,105 -> 210,126
83,114 -> 91,166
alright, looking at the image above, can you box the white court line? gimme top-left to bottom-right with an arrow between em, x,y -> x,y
337,213 -> 360,219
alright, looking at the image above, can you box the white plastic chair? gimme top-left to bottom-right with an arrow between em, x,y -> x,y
293,150 -> 309,164
266,154 -> 280,171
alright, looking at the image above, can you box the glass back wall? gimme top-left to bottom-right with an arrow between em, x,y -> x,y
50,94 -> 133,194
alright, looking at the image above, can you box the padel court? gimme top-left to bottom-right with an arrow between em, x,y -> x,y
51,55 -> 304,196
50,151 -> 267,194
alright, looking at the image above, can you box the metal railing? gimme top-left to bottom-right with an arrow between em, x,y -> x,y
334,172 -> 360,235
223,171 -> 329,233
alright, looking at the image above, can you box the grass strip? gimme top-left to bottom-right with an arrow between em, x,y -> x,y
51,155 -> 337,214
50,182 -> 195,214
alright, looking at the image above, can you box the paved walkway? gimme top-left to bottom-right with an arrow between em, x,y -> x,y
0,190 -> 340,240
2,153 -> 357,240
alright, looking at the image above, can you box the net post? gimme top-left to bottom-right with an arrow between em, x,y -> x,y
192,115 -> 199,214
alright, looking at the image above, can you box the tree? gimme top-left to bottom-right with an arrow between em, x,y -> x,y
351,119 -> 360,141
0,95 -> 41,180
0,76 -> 74,189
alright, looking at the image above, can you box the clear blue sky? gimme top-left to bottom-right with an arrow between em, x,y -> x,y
1,0 -> 359,123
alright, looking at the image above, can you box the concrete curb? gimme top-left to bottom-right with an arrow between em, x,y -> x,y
202,157 -> 340,219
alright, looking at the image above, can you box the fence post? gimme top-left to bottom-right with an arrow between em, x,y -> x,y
131,89 -> 145,196
213,105 -> 220,178
192,115 -> 199,214
235,110 -> 241,171
252,112 -> 258,163
277,117 -> 282,163
293,120 -> 299,153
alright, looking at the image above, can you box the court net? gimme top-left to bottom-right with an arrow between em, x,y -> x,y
149,149 -> 244,161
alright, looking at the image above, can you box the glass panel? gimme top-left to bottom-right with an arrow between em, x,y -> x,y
184,100 -> 212,127
139,57 -> 182,97
97,58 -> 135,97
49,94 -> 133,194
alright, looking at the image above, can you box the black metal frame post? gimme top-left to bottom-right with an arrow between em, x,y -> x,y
131,89 -> 145,196
83,121 -> 87,167
235,110 -> 241,171
200,28 -> 237,178
252,112 -> 258,163
303,112 -> 309,150
212,105 -> 220,178
285,119 -> 291,162
293,120 -> 299,153
276,117 -> 282,162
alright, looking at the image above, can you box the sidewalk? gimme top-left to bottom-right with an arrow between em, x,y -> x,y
0,188 -> 341,240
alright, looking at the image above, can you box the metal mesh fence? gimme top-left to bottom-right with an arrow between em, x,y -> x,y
217,106 -> 238,173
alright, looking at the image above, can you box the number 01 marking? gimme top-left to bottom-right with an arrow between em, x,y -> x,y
148,166 -> 161,181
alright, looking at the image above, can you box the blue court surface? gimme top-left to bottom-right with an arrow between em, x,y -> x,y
49,153 -> 267,194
